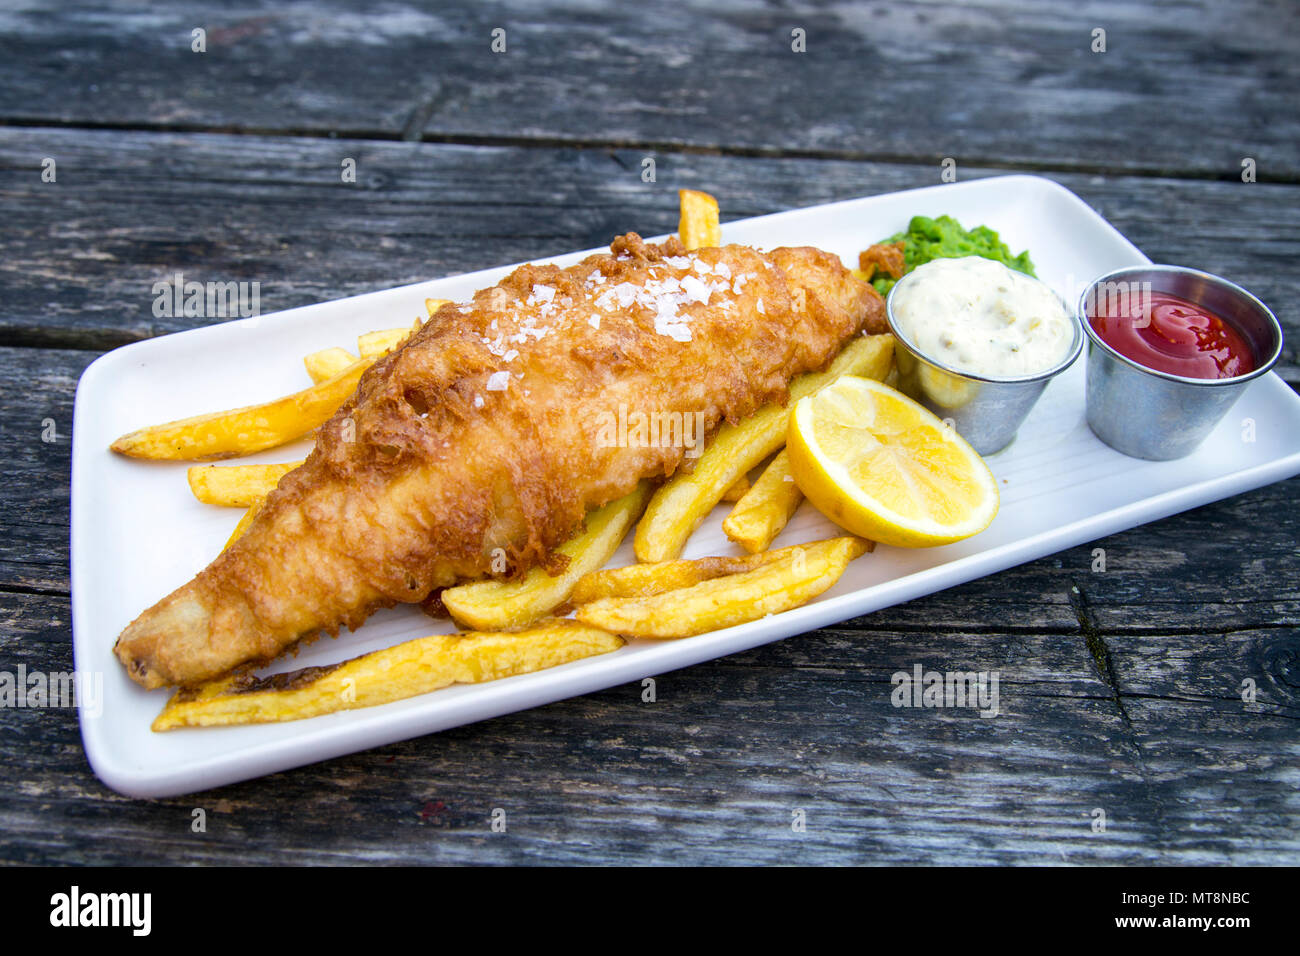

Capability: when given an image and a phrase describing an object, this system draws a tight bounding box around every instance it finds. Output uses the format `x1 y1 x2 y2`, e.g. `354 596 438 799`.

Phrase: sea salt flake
680 275 711 304
486 371 510 391
613 282 641 308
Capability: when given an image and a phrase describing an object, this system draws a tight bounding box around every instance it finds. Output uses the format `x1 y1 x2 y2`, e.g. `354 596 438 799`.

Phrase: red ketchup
1088 289 1255 379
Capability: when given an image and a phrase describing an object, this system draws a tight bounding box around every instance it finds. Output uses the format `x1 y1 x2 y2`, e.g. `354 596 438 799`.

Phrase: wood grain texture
2 129 1297 385
2 590 1294 864
0 348 93 594
2 0 1297 178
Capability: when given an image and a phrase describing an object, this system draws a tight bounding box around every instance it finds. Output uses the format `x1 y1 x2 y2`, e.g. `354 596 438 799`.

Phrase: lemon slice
787 376 999 548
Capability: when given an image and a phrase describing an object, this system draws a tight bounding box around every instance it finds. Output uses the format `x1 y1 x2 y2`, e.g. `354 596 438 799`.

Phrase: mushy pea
865 215 1036 296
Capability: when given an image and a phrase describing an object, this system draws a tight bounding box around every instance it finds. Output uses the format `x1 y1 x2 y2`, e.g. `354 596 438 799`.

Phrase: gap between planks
2 117 1296 186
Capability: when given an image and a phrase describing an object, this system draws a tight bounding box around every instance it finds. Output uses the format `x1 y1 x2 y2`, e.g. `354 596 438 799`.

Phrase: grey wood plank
1080 489 1300 634
3 591 1294 864
0 348 93 594
2 129 1296 387
1 1 1296 178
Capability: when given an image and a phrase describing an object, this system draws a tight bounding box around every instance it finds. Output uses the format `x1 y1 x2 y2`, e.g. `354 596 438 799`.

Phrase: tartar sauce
889 256 1073 377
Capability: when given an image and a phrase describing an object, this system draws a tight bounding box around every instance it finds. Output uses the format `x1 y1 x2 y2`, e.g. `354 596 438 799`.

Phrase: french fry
223 496 265 550
722 449 803 553
188 460 304 507
721 475 751 502
441 482 651 630
358 319 422 359
568 541 827 605
110 356 374 461
679 189 721 250
308 302 447 381
151 620 623 730
303 346 357 385
576 536 869 639
634 334 894 561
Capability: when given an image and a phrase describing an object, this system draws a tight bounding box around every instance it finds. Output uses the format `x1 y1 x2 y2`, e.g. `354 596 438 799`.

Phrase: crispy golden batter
858 240 907 281
114 233 884 689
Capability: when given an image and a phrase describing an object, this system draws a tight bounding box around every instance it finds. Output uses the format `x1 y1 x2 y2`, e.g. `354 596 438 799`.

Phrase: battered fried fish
114 233 885 688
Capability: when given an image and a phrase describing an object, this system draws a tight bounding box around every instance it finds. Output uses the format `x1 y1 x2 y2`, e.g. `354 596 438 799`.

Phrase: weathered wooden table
2 1 1296 865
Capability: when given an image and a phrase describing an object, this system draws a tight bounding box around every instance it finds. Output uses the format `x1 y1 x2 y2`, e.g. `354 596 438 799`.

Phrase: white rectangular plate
72 175 1300 797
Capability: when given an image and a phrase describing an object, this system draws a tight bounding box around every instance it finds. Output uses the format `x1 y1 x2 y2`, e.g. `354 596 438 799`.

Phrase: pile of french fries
115 189 895 730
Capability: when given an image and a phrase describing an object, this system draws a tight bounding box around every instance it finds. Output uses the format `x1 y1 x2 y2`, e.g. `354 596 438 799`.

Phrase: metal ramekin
1078 265 1283 461
884 268 1084 455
